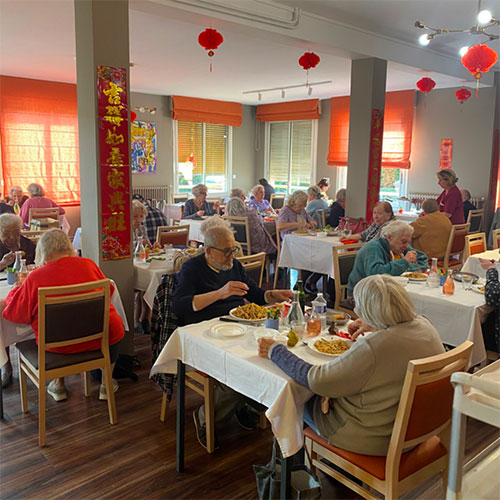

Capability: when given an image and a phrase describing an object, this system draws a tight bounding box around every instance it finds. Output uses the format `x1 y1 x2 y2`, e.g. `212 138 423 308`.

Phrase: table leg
280 450 291 500
176 360 185 472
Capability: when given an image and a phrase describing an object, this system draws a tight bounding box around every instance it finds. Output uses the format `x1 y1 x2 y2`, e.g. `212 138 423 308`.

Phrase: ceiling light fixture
415 0 499 46
281 89 285 99
307 86 313 96
258 92 262 101
243 80 332 101
459 46 470 57
132 106 157 115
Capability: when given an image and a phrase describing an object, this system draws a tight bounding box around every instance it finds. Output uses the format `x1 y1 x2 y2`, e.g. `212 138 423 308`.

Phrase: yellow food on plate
477 285 485 292
314 339 351 355
402 272 427 279
293 230 309 234
331 313 345 321
232 303 267 320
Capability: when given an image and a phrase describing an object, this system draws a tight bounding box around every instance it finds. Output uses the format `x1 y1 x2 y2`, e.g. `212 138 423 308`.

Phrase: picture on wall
439 138 453 170
131 120 157 174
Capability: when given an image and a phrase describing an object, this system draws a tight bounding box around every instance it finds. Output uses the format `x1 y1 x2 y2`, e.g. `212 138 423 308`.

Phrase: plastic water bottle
312 292 328 331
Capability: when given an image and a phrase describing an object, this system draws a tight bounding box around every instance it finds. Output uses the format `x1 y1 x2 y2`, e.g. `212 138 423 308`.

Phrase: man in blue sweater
172 225 292 449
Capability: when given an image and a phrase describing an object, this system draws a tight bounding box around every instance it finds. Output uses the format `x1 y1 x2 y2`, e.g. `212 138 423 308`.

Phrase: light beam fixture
243 80 332 101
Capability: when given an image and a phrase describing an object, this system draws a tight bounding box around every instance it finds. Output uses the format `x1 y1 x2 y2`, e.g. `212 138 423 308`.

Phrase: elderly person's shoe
193 408 219 451
47 380 67 401
234 404 260 430
98 378 119 400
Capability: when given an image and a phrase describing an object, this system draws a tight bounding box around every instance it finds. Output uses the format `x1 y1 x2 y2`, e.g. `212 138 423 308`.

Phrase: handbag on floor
253 438 321 500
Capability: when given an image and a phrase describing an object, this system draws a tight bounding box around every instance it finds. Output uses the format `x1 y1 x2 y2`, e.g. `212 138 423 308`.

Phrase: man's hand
308 220 318 229
217 281 249 300
348 318 371 341
196 210 205 217
403 251 417 264
479 258 496 271
258 337 276 358
267 289 293 303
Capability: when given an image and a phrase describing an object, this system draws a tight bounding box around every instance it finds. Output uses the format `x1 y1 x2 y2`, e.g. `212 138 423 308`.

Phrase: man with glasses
172 225 292 449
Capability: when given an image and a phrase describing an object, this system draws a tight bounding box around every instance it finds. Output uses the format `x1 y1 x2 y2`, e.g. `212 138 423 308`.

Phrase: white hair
307 185 322 199
204 226 234 249
252 184 265 196
353 274 416 330
336 188 346 203
35 229 75 266
0 213 23 231
27 183 45 197
9 186 23 196
200 215 232 237
287 190 308 209
226 197 247 216
132 199 148 216
230 188 245 200
192 184 207 197
380 220 414 239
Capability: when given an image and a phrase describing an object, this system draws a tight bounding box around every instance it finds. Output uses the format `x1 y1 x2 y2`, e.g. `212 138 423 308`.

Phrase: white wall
408 87 496 198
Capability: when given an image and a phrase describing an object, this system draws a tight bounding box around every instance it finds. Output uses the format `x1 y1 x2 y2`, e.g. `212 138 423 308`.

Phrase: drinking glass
462 275 473 291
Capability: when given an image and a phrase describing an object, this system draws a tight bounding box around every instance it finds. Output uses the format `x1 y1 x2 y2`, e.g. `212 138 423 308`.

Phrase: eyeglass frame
208 246 238 258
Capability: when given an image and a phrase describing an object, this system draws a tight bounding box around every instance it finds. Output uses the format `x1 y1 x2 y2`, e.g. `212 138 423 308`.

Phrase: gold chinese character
107 168 125 189
106 147 125 167
103 82 123 105
104 115 124 127
108 213 126 232
105 127 124 146
108 191 126 212
106 105 123 116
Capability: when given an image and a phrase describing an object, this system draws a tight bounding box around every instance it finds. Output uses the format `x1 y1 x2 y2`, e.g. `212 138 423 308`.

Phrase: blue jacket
347 237 428 296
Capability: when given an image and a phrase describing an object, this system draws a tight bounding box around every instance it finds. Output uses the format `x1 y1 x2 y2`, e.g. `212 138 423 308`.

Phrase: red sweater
2 256 125 354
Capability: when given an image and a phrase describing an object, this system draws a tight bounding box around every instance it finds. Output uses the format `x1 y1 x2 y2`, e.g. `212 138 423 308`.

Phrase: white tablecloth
395 211 420 223
150 318 333 458
0 276 129 368
406 282 486 366
279 234 343 277
72 227 82 251
180 218 205 243
134 258 175 309
462 249 500 280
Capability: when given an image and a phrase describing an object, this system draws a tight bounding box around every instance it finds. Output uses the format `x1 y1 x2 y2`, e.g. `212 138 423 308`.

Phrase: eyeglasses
210 247 238 258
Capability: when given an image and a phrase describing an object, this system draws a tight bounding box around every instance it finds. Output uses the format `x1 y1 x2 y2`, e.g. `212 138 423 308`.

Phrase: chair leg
204 378 216 453
273 264 279 289
160 392 169 422
103 364 117 425
38 376 46 447
258 411 267 430
84 372 91 397
19 361 28 413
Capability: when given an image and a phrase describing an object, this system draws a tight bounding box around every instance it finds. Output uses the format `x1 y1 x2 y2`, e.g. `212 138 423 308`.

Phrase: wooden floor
1 334 498 500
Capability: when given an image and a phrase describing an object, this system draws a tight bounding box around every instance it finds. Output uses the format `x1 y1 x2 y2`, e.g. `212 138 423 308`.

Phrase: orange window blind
0 76 80 205
327 90 415 169
257 99 320 122
172 95 242 127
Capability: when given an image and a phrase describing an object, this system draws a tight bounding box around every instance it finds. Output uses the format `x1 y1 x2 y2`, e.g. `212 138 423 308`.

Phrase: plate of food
401 271 428 282
229 303 267 323
308 335 352 357
452 271 479 284
292 230 310 235
210 322 247 338
329 311 351 326
472 284 485 294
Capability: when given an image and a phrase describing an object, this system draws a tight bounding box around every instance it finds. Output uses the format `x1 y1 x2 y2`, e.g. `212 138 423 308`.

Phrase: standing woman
317 178 330 200
436 169 465 224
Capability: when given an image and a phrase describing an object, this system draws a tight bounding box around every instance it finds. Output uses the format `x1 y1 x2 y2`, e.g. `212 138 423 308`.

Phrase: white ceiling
0 0 498 105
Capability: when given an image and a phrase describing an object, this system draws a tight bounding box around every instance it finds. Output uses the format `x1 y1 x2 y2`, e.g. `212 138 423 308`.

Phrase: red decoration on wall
97 65 131 261
439 139 453 170
131 110 137 122
416 77 436 93
455 88 471 104
298 52 320 70
366 109 384 222
198 28 223 57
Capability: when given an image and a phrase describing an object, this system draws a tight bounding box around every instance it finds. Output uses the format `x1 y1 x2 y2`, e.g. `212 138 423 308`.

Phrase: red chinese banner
97 66 131 260
366 109 384 222
439 139 453 170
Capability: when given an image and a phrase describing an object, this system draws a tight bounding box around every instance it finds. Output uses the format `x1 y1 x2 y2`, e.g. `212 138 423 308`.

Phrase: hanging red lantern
298 52 320 70
455 88 471 104
198 28 223 57
461 44 498 80
416 77 436 93
131 111 137 122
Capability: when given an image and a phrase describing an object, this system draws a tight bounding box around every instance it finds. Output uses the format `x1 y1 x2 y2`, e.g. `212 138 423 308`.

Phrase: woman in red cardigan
2 230 125 402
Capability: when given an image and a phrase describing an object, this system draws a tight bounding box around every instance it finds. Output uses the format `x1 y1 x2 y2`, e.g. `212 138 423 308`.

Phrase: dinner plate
229 307 267 323
472 284 485 294
401 272 428 282
210 322 247 337
252 328 280 341
292 230 310 235
306 335 353 357
452 271 479 284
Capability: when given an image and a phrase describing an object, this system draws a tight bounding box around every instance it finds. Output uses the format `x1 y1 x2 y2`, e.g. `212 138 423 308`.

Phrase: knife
219 316 244 323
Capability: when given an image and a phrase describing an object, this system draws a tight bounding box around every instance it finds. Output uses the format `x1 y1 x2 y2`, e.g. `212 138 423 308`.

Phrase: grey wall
232 105 258 193
408 86 497 198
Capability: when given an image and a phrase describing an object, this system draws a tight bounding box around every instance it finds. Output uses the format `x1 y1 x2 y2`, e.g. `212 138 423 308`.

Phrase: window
266 120 316 195
174 121 230 194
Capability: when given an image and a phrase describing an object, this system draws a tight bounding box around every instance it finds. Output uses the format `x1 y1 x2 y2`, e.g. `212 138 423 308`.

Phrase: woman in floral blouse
480 258 500 354
340 201 394 243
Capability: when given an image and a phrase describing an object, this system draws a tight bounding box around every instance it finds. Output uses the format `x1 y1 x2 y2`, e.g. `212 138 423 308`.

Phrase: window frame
172 120 232 196
264 119 318 195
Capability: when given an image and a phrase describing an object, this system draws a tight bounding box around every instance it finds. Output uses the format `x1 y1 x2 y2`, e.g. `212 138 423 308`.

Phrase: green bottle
296 280 306 313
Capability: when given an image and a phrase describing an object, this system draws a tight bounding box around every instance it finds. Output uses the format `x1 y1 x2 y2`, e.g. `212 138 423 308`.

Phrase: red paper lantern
461 44 498 80
416 77 436 93
298 52 320 70
131 111 137 122
198 28 223 57
455 88 471 104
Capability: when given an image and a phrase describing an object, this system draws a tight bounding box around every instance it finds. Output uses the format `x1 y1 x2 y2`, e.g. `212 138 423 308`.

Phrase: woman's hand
258 337 276 358
479 258 496 271
152 241 161 250
308 220 318 229
348 318 370 341
0 251 15 269
196 210 205 217
403 251 417 264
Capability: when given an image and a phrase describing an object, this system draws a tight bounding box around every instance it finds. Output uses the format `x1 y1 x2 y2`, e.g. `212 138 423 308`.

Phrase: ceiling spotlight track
243 80 332 100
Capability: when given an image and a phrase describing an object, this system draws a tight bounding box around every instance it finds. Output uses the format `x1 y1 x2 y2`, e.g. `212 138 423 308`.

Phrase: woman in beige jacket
258 274 444 456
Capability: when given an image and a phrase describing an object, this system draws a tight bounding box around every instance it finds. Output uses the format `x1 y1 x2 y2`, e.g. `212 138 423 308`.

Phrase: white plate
307 335 353 357
253 327 280 341
472 284 485 294
229 307 267 323
392 276 409 286
210 322 248 338
401 272 428 282
292 231 310 235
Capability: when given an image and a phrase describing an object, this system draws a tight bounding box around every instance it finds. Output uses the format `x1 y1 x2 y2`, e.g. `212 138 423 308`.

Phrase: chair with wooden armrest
466 209 484 234
438 223 470 272
270 193 285 210
464 233 486 260
156 225 189 247
171 193 189 204
236 252 266 287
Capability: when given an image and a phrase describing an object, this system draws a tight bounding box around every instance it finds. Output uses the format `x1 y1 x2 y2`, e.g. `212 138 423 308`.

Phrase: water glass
462 275 473 291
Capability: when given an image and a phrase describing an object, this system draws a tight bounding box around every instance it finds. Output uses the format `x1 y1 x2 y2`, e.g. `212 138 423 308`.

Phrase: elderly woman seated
248 184 274 214
132 199 152 248
226 197 277 256
229 188 246 202
305 185 329 228
0 213 36 271
341 201 394 243
182 184 218 219
277 190 316 238
2 230 125 402
347 220 428 297
19 183 65 227
258 274 444 456
4 185 29 210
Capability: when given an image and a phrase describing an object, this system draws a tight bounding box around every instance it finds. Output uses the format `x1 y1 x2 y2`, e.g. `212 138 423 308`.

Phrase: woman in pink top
436 169 464 225
19 183 65 226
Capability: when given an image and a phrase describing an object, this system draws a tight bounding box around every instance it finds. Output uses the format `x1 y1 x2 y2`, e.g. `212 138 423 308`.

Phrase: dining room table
461 249 500 280
180 218 206 243
163 203 184 224
394 210 420 223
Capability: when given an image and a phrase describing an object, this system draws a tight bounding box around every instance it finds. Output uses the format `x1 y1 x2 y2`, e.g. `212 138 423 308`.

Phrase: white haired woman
19 183 65 227
182 184 218 219
436 169 465 224
226 197 277 256
258 274 444 456
2 230 125 401
229 188 246 202
5 186 29 210
132 199 152 248
328 188 346 228
276 190 316 238
248 184 274 214
305 185 329 227
0 213 36 271
347 220 428 297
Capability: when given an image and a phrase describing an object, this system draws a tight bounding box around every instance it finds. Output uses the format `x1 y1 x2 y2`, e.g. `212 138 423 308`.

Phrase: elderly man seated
172 225 292 449
0 213 36 272
410 199 452 259
347 220 428 298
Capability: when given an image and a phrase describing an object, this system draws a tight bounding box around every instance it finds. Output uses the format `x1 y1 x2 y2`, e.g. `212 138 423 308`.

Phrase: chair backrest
21 230 44 242
385 341 473 481
236 252 266 287
493 228 500 250
29 207 60 221
37 280 110 367
316 209 327 229
442 223 470 270
270 193 285 210
332 243 364 307
466 208 484 234
225 216 251 255
171 193 189 204
465 233 486 260
156 225 189 247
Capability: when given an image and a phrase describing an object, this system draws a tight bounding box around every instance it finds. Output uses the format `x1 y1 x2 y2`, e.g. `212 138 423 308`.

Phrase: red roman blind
257 99 320 122
172 95 242 127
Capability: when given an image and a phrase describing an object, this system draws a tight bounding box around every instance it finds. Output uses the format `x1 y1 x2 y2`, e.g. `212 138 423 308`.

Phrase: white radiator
132 186 170 205
408 192 485 209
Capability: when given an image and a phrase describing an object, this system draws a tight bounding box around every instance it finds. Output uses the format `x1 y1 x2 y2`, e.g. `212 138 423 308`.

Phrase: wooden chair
156 225 189 247
29 207 60 221
236 252 266 287
466 209 484 234
16 279 117 446
171 193 188 204
273 219 284 289
332 243 364 317
464 233 486 260
437 223 470 272
492 228 500 250
21 230 45 242
225 216 251 255
270 193 285 210
304 341 473 500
